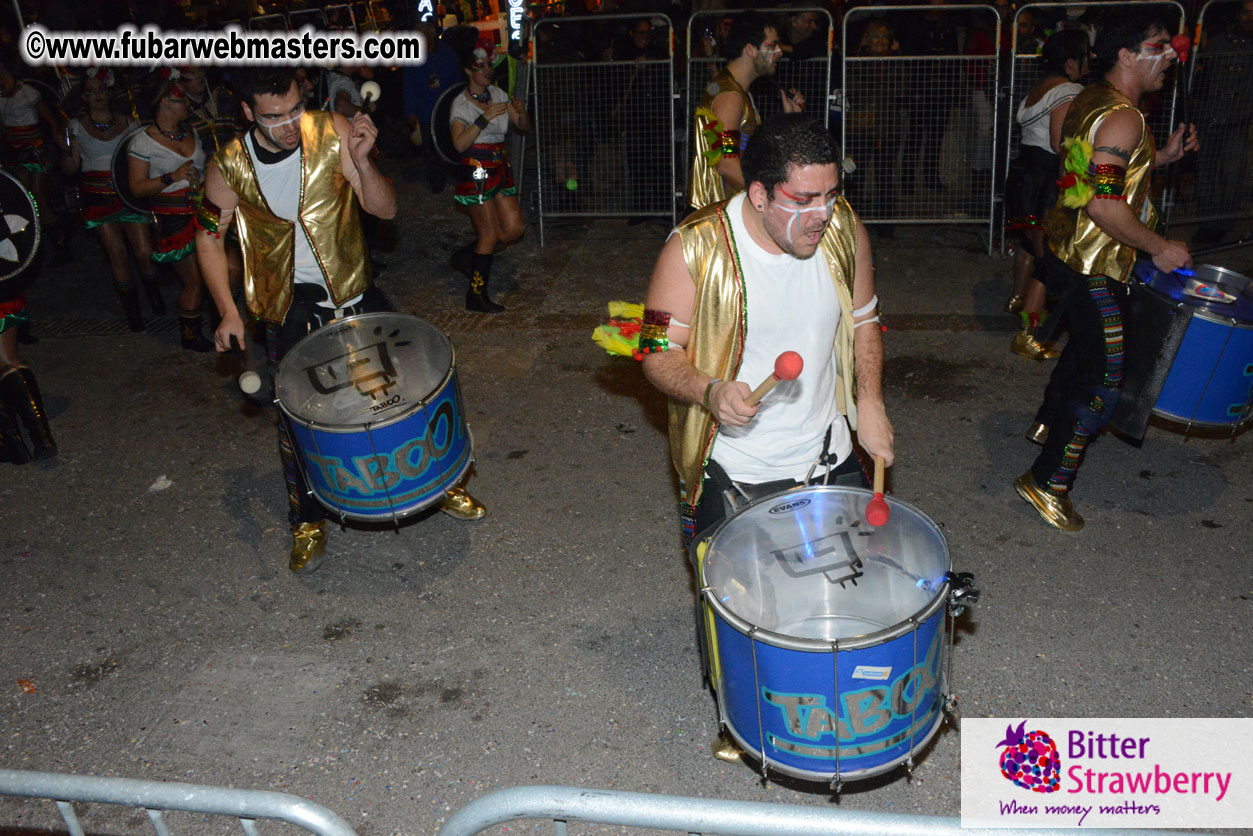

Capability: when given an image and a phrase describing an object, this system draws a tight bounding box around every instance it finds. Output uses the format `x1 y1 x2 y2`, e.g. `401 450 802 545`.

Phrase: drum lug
943 692 961 720
828 774 843 795
944 571 980 616
903 755 915 780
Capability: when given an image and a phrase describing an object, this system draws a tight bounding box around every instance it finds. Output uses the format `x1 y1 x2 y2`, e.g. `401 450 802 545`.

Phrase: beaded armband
638 308 672 356
700 119 744 166
1089 163 1127 200
195 197 225 236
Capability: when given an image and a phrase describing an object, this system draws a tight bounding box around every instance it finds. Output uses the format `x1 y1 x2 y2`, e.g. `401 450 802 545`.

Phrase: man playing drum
686 13 804 211
1015 12 1198 532
196 68 488 574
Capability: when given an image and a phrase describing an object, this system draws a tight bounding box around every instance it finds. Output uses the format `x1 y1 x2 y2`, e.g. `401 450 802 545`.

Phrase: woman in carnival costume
62 68 162 332
448 43 529 313
0 56 63 245
1003 29 1090 359
128 68 213 351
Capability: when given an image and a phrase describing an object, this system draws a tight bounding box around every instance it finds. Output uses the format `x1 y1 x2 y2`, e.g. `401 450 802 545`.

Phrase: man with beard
686 13 805 210
1014 13 1198 531
196 68 488 574
644 114 893 550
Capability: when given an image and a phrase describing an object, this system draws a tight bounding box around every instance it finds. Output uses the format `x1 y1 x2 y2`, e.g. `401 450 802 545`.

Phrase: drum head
1143 263 1253 323
0 170 43 292
701 485 950 644
110 126 151 214
275 312 453 429
431 82 467 166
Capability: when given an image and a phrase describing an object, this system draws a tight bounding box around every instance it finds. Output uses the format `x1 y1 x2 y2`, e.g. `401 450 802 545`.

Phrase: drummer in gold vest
686 13 804 211
196 68 488 574
1014 12 1198 532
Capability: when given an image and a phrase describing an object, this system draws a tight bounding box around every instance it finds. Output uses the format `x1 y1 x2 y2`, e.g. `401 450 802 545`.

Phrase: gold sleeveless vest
671 195 862 512
686 69 760 209
1044 84 1157 283
214 111 370 324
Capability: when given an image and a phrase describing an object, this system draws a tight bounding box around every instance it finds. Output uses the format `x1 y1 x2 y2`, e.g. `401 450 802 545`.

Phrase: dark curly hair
741 114 839 198
1092 11 1173 76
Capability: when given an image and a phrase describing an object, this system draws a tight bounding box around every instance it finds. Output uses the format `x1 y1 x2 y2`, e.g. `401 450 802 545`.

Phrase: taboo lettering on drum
763 627 942 758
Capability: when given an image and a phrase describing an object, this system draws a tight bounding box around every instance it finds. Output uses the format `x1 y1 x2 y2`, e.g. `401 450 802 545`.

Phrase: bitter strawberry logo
996 721 1061 793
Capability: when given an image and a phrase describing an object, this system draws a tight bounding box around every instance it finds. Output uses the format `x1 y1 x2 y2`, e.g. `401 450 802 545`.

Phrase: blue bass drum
1143 265 1253 428
275 313 473 522
698 485 955 784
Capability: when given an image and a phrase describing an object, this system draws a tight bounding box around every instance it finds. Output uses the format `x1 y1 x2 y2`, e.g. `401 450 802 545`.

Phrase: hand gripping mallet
230 335 262 395
359 80 381 106
864 455 890 527
744 351 804 407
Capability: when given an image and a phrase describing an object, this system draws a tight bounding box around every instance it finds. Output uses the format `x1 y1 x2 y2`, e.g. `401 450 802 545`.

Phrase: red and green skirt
454 143 516 207
0 294 29 334
3 125 54 173
150 188 198 264
80 170 151 229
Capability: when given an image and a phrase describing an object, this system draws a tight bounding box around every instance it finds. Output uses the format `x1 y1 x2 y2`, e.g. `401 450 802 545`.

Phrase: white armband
852 295 879 319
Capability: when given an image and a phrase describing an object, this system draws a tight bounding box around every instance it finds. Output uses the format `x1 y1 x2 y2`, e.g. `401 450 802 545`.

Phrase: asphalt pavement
2 156 1251 836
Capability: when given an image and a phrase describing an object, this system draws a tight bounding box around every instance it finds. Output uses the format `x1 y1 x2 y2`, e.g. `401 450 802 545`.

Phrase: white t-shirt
0 83 42 128
708 192 852 483
450 86 509 145
244 130 362 308
1017 81 1083 152
127 129 205 192
70 118 138 173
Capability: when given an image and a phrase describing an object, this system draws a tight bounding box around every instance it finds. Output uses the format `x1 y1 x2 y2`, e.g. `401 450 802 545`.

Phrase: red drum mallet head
1170 34 1191 63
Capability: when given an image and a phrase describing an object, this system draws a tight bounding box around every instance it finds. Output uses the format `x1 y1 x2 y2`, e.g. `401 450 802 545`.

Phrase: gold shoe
712 731 745 763
1014 471 1084 531
290 520 328 573
1011 331 1061 360
440 487 486 521
1005 294 1025 314
1025 422 1049 445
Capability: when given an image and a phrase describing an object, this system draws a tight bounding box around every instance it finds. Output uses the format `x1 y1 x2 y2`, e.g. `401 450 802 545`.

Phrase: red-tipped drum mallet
864 455 890 527
1170 34 1192 127
744 351 804 406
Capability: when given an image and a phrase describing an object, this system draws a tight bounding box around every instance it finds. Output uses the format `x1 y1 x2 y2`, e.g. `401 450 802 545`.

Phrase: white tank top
710 192 852 483
245 129 359 307
69 118 137 173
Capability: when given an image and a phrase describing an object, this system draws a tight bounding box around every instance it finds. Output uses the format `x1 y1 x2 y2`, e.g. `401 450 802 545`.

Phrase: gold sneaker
1011 331 1061 360
290 520 328 573
440 487 487 521
1025 422 1049 445
712 731 745 763
1014 471 1084 531
1005 293 1025 314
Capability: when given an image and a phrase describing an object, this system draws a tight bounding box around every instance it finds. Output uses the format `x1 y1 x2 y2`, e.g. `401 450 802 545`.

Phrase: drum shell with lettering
275 313 473 521
698 485 952 782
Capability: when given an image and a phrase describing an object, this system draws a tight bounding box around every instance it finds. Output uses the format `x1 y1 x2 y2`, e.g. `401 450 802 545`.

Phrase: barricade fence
532 13 676 245
521 2 1249 243
1171 0 1253 230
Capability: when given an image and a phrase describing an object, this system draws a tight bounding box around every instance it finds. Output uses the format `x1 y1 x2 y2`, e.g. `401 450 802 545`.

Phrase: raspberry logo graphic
996 720 1061 793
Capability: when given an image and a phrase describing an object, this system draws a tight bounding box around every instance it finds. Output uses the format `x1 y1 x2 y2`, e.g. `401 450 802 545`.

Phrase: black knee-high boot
465 252 504 313
0 394 30 465
1 366 55 460
117 283 145 332
179 308 213 352
141 273 166 315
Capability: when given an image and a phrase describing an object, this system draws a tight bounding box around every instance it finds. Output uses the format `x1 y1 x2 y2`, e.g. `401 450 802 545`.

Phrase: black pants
1030 253 1129 492
269 285 394 526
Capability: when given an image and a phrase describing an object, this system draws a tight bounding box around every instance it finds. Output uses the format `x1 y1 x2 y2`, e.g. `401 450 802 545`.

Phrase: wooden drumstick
231 335 262 395
1170 34 1192 128
360 80 381 105
744 351 804 407
864 456 890 527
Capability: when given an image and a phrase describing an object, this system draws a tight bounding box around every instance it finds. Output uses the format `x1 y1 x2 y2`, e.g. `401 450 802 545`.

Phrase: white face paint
758 164 841 259
772 191 837 242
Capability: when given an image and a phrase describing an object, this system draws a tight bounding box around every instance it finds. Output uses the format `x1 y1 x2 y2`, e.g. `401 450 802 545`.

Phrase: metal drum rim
699 484 952 651
275 312 456 431
720 699 946 783
1141 266 1253 329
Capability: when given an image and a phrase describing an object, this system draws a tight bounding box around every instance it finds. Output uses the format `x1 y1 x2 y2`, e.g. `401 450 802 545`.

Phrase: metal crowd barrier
1167 0 1253 228
684 9 834 209
435 785 1222 836
532 13 677 245
842 5 1000 249
0 769 356 836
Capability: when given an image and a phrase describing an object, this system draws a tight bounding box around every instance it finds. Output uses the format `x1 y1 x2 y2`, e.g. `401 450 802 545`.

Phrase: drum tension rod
944 571 980 617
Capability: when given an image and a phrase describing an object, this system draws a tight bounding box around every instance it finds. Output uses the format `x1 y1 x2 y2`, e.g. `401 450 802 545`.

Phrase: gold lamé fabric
670 196 861 511
1044 84 1157 283
214 111 370 324
686 70 760 210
